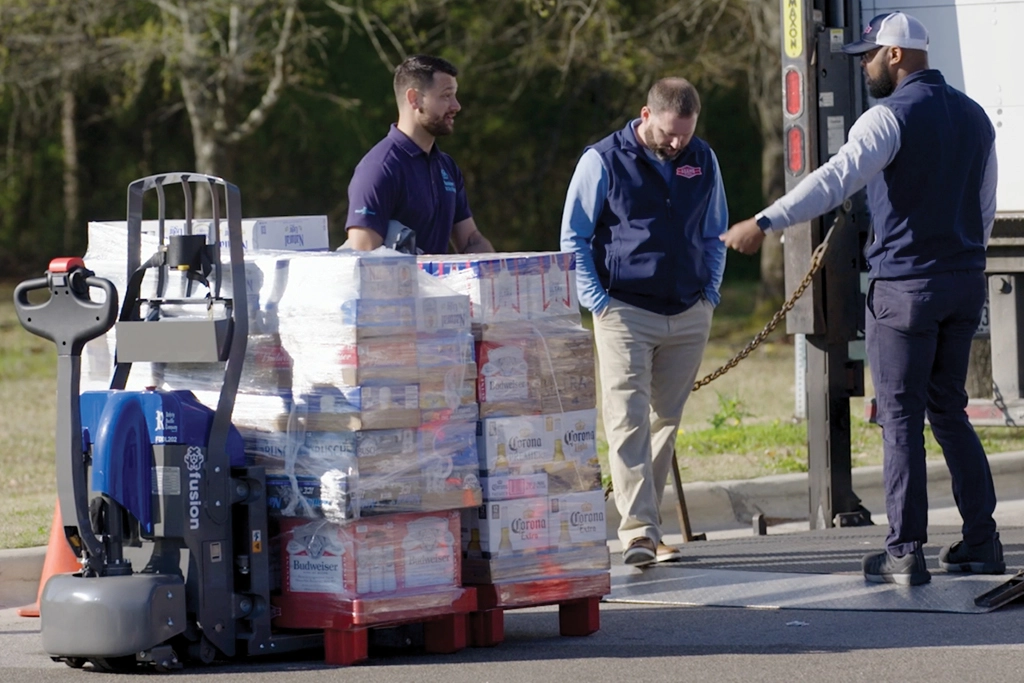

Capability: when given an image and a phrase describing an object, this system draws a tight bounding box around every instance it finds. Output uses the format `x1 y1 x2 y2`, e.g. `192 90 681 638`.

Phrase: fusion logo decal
185 447 205 530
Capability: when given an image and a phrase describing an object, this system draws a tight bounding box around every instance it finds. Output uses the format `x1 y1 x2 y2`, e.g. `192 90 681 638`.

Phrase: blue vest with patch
590 122 717 314
865 70 994 279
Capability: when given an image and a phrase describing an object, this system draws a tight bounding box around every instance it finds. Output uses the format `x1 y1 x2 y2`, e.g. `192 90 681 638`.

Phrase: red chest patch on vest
676 165 702 178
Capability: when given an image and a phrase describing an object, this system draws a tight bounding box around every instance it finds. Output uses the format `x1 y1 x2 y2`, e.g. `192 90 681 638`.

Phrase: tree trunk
747 0 785 311
61 82 80 254
966 338 992 399
758 134 786 307
181 77 223 217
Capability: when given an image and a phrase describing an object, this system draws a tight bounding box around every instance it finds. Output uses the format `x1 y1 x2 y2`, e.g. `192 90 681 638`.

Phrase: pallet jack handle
14 257 119 572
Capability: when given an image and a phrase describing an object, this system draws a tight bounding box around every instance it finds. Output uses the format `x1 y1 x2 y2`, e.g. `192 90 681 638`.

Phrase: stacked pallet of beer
211 250 482 664
418 252 610 627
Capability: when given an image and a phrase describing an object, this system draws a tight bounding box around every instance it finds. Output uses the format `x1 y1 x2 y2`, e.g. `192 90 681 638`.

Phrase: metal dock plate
606 526 1024 614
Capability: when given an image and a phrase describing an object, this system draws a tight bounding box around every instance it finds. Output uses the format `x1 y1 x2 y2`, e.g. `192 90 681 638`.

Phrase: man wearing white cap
721 11 1001 585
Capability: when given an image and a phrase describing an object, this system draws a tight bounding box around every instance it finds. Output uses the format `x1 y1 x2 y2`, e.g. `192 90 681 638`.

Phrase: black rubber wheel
91 655 138 672
63 658 86 669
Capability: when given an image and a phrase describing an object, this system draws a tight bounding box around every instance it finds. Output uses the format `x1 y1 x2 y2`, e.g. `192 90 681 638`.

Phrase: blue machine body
80 390 245 533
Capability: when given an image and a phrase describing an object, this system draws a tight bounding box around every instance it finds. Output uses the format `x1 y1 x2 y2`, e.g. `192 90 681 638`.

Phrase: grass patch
0 282 59 549
4 277 1024 548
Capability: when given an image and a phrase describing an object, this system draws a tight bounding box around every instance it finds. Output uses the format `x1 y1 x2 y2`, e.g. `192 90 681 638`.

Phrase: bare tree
334 0 753 99
145 0 347 211
0 0 140 252
738 0 786 307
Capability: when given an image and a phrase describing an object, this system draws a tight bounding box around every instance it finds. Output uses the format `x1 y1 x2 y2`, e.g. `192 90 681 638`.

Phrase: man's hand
720 217 766 255
451 217 495 253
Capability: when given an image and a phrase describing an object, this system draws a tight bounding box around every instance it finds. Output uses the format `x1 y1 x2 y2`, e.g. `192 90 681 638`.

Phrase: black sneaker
862 548 931 586
939 533 1005 574
623 537 657 566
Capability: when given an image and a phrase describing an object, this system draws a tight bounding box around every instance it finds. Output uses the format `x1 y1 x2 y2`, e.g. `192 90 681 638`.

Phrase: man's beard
421 110 454 137
643 126 682 161
866 68 895 99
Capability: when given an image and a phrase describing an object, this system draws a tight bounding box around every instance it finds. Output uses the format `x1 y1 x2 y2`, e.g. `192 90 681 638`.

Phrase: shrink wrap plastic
419 252 610 585
272 509 470 627
240 253 482 618
81 215 325 391
419 251 580 325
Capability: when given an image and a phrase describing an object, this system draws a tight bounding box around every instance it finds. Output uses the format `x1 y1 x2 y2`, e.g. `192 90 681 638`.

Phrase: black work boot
939 533 1005 574
862 547 931 586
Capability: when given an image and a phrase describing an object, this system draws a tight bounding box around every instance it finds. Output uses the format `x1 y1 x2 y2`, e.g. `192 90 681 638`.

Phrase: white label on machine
827 116 845 154
818 92 834 108
152 466 182 495
830 28 844 52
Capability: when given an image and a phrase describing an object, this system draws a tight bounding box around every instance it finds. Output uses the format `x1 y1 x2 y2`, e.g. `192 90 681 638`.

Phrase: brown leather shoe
623 537 656 565
656 542 683 563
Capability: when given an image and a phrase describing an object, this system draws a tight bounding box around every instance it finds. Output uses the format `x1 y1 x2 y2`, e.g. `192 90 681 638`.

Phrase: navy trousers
866 271 998 557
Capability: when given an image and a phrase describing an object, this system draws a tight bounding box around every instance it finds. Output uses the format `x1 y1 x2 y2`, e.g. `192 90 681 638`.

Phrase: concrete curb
606 450 1024 536
4 451 1024 608
0 547 45 583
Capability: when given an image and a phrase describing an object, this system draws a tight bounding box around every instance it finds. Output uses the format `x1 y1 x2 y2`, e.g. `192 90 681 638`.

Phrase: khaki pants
593 297 713 546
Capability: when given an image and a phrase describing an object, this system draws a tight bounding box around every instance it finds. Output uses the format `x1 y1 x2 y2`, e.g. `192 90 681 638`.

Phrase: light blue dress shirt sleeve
760 105 901 230
702 149 729 306
560 148 610 316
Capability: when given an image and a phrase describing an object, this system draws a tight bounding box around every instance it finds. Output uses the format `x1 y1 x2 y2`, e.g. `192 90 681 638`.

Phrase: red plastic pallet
272 587 478 666
467 572 610 647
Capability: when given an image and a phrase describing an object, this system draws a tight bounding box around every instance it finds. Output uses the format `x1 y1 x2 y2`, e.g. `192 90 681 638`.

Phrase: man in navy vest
561 78 728 566
346 54 494 254
722 12 1001 585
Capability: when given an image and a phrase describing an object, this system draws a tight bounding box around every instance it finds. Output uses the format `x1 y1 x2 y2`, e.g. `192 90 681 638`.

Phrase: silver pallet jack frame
14 173 318 671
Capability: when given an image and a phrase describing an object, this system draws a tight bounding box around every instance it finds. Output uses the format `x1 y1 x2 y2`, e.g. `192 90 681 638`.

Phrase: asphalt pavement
3 454 1024 681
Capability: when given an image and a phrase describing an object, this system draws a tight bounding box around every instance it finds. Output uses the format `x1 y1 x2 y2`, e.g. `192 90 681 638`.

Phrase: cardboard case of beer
461 496 550 559
279 510 461 600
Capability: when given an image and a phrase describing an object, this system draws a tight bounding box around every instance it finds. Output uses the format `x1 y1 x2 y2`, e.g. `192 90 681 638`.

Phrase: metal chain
603 212 846 500
691 211 846 393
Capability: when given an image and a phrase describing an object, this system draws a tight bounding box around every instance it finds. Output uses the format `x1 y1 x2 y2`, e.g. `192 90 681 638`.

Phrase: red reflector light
784 68 803 116
786 126 805 175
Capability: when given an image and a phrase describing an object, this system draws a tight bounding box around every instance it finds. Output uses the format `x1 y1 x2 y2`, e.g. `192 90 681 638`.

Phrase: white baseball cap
841 11 929 55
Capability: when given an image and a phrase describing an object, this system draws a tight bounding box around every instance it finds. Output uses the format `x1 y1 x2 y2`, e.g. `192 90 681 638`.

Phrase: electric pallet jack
13 174 317 671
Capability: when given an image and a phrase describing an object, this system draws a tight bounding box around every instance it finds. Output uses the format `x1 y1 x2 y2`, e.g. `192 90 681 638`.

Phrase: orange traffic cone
17 501 81 618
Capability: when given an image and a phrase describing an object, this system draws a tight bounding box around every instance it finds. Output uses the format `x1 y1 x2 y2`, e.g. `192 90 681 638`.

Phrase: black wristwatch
755 213 772 232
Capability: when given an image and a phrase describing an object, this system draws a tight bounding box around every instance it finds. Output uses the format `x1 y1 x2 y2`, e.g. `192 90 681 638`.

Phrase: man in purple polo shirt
345 54 494 254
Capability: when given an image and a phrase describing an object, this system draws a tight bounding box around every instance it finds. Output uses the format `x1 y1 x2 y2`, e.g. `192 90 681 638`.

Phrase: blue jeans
866 272 997 557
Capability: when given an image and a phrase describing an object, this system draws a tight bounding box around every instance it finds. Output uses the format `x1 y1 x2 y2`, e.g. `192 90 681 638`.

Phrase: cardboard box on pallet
475 337 542 417
274 250 418 303
283 335 420 388
288 385 419 432
548 490 607 546
476 410 600 493
479 473 549 501
533 252 580 321
85 215 330 261
279 510 462 600
416 272 472 335
336 298 417 337
476 414 556 476
461 496 550 559
252 420 481 520
476 320 596 417
164 332 294 397
418 252 581 325
461 544 612 584
540 359 597 413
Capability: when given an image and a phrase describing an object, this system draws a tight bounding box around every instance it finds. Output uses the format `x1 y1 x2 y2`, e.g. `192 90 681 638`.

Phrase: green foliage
709 392 751 430
0 0 769 273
